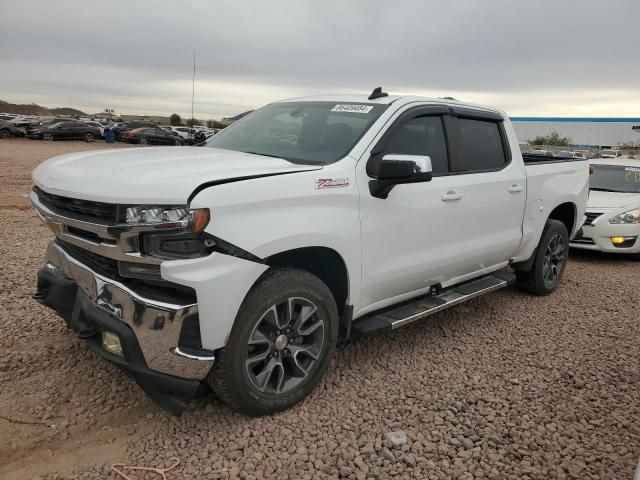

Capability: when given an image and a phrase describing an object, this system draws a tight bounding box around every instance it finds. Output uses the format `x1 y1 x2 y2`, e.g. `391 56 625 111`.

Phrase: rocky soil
0 139 638 479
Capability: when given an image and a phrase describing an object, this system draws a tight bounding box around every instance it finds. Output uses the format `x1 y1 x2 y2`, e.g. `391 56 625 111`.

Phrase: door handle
441 191 464 201
508 184 523 193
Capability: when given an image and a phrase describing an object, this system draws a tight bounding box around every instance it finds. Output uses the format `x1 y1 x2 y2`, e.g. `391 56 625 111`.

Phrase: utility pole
191 52 196 143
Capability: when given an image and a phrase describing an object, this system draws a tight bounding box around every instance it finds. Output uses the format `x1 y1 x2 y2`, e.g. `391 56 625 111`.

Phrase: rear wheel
209 268 338 416
84 132 95 142
516 219 569 295
139 137 148 145
0 129 11 139
174 139 183 146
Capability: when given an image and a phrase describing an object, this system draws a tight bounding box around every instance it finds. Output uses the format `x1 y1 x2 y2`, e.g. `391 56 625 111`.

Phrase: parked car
600 149 622 158
525 149 555 156
121 127 184 145
0 119 21 138
24 117 60 134
26 121 100 142
571 158 640 256
83 121 105 137
31 92 589 416
117 121 158 139
170 126 199 141
554 150 587 159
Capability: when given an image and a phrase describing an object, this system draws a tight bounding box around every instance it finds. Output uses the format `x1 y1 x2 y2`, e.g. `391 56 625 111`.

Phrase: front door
357 105 525 315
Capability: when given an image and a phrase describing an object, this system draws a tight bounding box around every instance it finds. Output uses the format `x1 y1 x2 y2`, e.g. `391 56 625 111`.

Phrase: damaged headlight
125 206 210 232
609 208 640 224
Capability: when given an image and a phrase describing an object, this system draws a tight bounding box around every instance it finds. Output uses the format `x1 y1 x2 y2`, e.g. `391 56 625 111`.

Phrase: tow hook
77 329 99 339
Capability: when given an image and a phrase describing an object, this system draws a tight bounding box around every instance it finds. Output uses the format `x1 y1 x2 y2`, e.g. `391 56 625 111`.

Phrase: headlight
125 206 210 232
609 208 640 224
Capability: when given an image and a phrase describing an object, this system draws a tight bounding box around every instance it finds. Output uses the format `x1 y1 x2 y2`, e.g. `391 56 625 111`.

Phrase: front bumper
35 241 214 414
571 221 640 253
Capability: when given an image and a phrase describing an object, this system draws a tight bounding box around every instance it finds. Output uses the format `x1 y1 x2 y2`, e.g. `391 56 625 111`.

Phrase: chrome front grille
30 189 162 266
583 212 603 226
34 186 120 223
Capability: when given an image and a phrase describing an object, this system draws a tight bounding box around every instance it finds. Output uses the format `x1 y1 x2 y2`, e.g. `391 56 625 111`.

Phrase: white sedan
572 158 640 255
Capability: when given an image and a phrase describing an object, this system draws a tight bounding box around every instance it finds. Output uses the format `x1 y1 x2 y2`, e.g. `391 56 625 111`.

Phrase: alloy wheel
245 297 325 395
43 133 53 141
542 234 565 289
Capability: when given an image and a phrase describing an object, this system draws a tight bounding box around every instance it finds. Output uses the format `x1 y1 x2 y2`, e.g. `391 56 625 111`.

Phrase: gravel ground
0 138 638 479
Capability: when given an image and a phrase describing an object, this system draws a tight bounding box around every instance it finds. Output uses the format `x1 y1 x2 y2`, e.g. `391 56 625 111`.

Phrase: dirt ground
0 138 638 479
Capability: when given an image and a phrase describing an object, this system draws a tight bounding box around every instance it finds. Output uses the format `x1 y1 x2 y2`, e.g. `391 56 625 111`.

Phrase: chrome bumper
43 241 214 380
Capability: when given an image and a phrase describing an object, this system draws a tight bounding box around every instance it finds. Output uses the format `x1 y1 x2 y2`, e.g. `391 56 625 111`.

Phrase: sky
1 0 639 119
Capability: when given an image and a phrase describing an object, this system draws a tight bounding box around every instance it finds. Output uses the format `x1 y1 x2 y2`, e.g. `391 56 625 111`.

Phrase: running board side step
350 270 516 339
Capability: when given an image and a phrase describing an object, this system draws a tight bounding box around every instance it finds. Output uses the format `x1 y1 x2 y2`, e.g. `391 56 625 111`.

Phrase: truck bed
522 153 588 165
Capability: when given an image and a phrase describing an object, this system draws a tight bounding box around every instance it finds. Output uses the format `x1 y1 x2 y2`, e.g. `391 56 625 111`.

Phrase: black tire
209 268 338 416
0 129 11 139
174 139 183 146
43 132 53 141
84 132 95 142
516 219 569 295
139 137 147 145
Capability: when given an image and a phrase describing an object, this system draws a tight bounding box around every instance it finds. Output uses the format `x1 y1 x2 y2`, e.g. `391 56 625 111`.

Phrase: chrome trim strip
175 347 216 362
44 241 213 380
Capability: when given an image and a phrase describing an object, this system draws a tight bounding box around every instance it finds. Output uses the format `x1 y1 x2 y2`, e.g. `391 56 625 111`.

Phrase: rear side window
383 116 449 174
456 118 506 172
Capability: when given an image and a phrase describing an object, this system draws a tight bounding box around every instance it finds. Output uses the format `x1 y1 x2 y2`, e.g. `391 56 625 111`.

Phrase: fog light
102 331 123 356
611 236 626 245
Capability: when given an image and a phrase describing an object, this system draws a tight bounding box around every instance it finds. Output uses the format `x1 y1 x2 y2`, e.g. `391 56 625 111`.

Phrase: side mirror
370 154 433 199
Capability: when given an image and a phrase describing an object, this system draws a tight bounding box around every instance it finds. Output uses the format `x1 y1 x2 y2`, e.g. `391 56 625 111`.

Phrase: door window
383 116 449 174
456 118 507 172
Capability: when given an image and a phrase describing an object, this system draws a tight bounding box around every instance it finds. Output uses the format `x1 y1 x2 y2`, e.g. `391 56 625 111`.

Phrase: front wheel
139 137 148 145
84 132 95 142
209 268 338 416
43 132 53 141
516 219 569 295
0 129 11 139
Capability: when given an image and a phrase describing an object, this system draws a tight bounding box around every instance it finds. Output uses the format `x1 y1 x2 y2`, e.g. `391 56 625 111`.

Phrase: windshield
591 164 640 193
205 101 388 164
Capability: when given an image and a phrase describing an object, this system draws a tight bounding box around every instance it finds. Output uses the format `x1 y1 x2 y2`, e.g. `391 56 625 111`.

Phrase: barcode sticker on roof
331 104 374 114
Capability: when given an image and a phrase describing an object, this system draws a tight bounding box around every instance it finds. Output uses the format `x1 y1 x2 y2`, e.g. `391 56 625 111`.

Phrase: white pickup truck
32 90 589 415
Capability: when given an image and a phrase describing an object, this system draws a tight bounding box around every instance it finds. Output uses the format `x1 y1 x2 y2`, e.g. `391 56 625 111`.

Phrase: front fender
190 162 363 310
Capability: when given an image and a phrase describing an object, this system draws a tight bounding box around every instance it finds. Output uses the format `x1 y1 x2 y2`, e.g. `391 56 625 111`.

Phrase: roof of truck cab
276 94 506 116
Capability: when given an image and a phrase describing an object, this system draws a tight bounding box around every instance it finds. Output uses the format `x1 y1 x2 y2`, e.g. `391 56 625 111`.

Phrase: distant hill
50 107 87 116
0 99 86 117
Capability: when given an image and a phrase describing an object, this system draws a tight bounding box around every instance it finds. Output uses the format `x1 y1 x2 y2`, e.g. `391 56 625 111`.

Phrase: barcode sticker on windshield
331 104 374 114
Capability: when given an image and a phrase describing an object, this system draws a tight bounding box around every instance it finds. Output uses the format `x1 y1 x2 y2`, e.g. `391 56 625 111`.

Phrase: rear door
445 108 526 274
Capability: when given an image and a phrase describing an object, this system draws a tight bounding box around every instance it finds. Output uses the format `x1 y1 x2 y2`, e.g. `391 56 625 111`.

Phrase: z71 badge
315 178 350 189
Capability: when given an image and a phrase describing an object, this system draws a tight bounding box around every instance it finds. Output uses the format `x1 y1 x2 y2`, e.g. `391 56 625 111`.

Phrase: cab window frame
447 107 512 175
367 105 454 178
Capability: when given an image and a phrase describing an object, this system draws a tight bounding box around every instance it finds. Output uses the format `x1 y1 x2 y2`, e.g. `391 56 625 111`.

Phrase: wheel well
266 247 349 313
265 247 350 336
548 202 576 235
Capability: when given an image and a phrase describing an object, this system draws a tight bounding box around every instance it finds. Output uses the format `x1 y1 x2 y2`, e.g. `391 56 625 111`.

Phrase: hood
33 147 322 204
587 190 640 210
